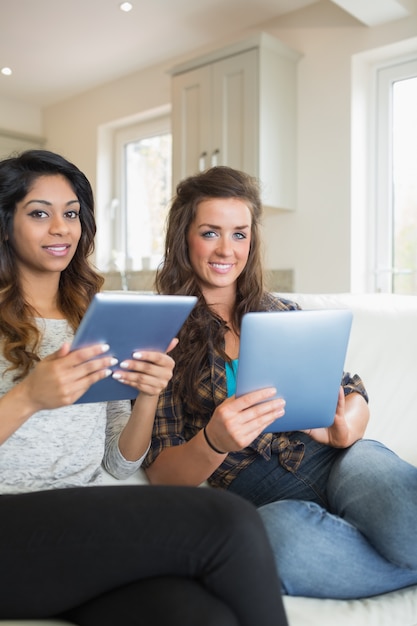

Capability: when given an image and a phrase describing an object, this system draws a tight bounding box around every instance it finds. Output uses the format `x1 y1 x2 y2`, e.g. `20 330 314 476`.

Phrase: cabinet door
171 35 298 209
171 64 212 186
211 49 258 175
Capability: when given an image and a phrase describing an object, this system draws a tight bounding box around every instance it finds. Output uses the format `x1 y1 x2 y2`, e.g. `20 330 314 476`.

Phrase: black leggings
0 485 288 626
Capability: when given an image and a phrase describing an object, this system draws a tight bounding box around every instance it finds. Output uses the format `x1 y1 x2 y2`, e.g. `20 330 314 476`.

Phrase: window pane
124 132 172 270
392 76 417 294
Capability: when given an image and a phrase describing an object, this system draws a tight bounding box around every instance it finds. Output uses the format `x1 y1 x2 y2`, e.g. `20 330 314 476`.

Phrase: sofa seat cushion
283 583 417 625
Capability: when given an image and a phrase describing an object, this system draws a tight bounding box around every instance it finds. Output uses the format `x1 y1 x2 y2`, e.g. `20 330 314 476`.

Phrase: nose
49 214 69 235
216 236 233 256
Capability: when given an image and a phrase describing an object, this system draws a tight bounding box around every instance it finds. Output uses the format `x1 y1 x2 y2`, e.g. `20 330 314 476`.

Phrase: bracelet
203 425 227 455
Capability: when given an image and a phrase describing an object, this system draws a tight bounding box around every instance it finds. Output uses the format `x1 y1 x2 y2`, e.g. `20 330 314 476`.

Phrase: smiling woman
144 164 417 604
10 175 82 315
0 150 288 626
186 197 252 302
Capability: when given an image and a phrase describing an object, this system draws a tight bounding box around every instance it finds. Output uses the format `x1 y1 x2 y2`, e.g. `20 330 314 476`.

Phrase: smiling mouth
209 262 234 271
43 244 71 255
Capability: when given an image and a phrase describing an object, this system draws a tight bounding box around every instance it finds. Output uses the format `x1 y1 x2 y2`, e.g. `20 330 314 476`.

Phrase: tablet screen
71 292 196 403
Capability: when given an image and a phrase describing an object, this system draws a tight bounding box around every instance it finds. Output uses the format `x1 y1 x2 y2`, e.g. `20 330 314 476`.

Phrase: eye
201 230 217 238
65 209 80 220
233 232 246 240
28 210 49 219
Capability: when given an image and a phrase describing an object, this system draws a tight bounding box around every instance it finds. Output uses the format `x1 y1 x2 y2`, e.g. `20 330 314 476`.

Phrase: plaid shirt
144 295 369 489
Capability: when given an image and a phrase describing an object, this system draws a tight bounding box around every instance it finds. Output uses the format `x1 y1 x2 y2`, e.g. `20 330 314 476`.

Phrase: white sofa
3 292 417 626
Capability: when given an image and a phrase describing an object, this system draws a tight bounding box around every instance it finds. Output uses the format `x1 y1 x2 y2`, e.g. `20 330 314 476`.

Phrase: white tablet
235 308 353 432
71 292 197 404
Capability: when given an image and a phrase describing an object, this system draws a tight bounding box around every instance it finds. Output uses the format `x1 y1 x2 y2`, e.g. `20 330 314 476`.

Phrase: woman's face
10 174 82 280
186 197 252 300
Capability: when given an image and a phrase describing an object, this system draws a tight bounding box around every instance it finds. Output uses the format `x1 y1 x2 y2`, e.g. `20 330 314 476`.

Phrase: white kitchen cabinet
170 33 300 210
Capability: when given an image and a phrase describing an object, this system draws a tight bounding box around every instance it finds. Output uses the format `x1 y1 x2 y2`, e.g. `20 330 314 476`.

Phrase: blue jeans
227 435 417 598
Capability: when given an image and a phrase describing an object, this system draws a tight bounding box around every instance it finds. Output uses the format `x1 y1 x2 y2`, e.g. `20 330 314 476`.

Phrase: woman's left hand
111 338 178 397
303 387 369 448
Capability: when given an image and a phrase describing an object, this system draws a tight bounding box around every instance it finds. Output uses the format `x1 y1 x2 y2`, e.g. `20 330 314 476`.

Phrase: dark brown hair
156 166 268 411
0 149 104 380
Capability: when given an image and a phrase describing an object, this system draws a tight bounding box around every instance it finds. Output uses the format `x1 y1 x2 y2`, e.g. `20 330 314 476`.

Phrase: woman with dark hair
145 165 417 600
0 151 288 626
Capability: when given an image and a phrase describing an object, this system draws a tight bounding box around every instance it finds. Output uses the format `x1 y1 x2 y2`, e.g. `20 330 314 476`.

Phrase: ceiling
0 0 414 108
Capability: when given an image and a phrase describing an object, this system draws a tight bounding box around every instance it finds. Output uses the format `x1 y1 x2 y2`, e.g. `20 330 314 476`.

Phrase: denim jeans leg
258 498 417 599
228 434 417 598
227 433 341 507
327 438 417 569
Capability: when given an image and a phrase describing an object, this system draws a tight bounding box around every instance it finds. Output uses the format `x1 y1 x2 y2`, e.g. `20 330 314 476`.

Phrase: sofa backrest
276 293 417 467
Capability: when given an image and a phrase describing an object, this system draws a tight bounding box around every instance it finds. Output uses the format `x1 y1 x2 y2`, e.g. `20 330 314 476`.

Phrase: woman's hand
111 338 178 397
204 387 286 454
304 387 370 448
20 342 117 411
147 385 286 485
115 339 178 461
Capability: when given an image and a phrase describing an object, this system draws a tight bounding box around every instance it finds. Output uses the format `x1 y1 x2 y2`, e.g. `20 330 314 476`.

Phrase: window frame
374 57 417 293
95 105 171 274
351 43 417 293
114 115 171 272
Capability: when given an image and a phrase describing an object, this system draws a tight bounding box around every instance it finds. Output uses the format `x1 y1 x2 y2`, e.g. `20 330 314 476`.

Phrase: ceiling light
119 2 133 11
1 67 12 76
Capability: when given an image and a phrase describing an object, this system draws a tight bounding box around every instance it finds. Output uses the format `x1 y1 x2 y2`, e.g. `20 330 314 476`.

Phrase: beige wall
1 1 417 292
265 2 417 291
41 62 172 193
0 97 43 137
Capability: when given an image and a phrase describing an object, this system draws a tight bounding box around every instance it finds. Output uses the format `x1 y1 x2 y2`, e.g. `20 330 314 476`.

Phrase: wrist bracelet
203 425 227 455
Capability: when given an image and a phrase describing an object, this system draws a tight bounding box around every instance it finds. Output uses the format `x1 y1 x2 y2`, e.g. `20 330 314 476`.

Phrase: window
96 108 171 274
374 59 417 294
115 118 171 271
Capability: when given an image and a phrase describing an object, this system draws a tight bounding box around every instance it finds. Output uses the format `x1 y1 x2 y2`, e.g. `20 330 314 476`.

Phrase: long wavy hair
156 166 268 411
0 149 104 380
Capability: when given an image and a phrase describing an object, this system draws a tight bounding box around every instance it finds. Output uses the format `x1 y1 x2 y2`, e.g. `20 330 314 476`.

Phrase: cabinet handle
199 151 207 171
211 149 220 167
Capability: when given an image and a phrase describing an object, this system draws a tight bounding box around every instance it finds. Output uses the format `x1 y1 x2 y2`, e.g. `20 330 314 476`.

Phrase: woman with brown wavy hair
0 151 288 626
145 165 417 601
0 148 102 380
153 165 275 417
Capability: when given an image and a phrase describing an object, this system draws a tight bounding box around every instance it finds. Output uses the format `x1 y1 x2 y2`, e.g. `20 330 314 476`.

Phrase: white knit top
0 318 144 494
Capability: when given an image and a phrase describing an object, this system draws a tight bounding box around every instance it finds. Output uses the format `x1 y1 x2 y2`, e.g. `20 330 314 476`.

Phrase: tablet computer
235 308 353 432
71 292 197 404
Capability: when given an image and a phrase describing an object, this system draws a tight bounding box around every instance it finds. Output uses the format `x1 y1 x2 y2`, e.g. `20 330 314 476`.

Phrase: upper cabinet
169 33 301 211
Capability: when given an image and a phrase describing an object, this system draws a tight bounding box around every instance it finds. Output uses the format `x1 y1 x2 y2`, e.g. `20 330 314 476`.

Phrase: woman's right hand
21 342 117 411
204 388 286 453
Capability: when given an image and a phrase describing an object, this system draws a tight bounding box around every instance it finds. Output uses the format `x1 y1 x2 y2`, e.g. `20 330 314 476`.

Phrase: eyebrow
23 198 80 209
197 223 250 230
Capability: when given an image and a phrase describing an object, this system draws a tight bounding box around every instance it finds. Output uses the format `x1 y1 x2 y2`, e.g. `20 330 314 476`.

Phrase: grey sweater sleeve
103 399 150 479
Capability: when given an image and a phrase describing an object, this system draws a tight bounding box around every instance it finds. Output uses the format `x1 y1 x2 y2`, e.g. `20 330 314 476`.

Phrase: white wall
0 96 43 137
0 96 44 158
40 62 172 193
2 1 417 292
264 1 417 291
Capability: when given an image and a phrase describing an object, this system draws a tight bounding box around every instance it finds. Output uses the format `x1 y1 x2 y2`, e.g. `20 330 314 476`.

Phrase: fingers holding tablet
112 348 176 396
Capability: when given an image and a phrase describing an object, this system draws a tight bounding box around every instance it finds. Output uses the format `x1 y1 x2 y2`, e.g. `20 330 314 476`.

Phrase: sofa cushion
280 293 417 467
283 583 417 625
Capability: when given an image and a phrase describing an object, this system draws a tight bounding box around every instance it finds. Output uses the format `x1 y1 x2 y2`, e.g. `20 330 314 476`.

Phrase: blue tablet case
235 309 353 432
71 292 197 404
